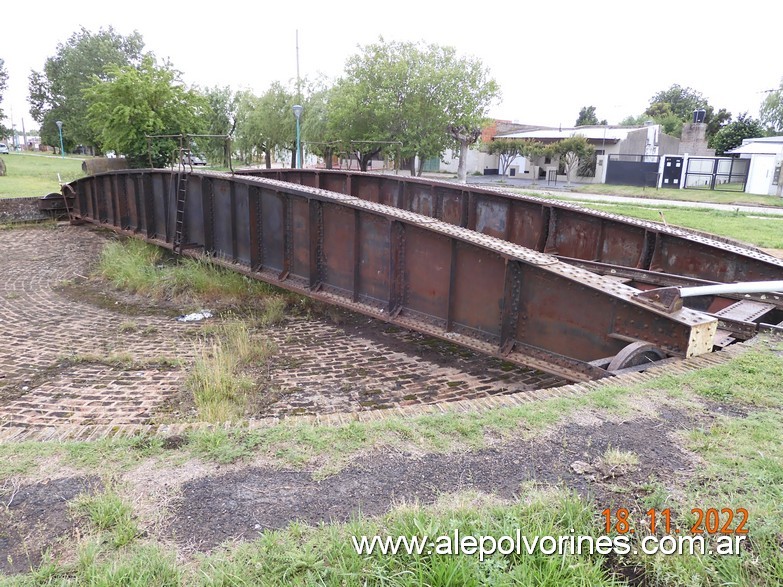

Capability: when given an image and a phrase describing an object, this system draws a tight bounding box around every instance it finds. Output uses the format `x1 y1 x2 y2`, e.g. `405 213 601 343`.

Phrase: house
438 120 554 176
726 136 783 196
493 124 681 184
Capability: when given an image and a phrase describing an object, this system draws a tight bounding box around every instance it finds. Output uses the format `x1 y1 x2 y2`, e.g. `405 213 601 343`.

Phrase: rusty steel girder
64 170 717 382
237 169 783 285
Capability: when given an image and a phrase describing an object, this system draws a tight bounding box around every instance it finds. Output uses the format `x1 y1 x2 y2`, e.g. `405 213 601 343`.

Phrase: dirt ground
0 401 733 573
167 409 700 551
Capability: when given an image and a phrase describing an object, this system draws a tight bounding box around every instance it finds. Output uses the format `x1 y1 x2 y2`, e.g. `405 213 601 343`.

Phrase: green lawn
515 189 783 250
575 202 783 249
0 152 86 198
572 183 783 207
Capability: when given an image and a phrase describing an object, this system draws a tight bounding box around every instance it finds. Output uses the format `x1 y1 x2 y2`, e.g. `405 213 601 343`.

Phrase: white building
495 124 680 183
726 136 783 196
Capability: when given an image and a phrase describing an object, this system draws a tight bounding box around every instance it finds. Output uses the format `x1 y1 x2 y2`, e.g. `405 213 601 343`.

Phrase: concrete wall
658 132 680 156
679 123 715 156
441 146 499 175
618 128 648 155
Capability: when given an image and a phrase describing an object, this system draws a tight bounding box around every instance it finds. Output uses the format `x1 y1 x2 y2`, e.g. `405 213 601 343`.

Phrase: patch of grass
98 238 163 294
258 295 288 327
0 152 85 198
0 219 58 231
641 410 783 586
187 322 276 422
118 320 139 333
14 542 181 586
194 488 618 586
0 443 60 480
600 447 639 469
73 489 140 548
651 347 783 407
571 183 783 208
59 351 182 370
561 201 783 249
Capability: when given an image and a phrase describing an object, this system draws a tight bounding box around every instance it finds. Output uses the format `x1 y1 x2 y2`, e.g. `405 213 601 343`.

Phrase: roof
726 142 783 155
495 125 650 143
739 136 783 144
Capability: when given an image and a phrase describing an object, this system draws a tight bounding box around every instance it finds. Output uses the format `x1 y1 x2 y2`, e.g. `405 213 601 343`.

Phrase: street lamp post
55 120 64 159
292 105 303 169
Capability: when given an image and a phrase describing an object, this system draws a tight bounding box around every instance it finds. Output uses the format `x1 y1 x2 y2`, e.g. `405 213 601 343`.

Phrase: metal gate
605 154 661 187
684 157 749 191
661 156 683 189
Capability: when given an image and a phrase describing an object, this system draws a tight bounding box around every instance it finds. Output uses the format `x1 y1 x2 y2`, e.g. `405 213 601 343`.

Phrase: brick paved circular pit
0 225 566 435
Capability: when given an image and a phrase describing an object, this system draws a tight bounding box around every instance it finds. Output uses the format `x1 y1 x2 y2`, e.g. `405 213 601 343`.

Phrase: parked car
0 143 9 155
181 151 207 166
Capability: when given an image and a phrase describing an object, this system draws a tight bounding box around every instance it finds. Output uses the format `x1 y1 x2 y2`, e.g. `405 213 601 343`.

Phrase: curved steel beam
236 168 783 285
65 169 717 382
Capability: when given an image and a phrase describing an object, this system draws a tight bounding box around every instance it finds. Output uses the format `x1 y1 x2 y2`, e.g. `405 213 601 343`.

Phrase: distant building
492 124 680 183
726 136 783 196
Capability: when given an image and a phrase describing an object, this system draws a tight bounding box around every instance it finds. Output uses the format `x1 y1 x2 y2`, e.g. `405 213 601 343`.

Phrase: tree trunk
457 138 469 183
264 148 271 169
291 147 297 168
325 147 333 169
416 157 424 177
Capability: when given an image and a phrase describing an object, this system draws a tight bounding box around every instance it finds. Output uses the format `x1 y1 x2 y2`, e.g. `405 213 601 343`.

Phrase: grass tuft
73 490 140 548
187 322 277 422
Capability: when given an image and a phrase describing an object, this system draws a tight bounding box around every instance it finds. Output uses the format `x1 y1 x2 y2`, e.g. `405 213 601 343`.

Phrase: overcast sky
3 0 781 133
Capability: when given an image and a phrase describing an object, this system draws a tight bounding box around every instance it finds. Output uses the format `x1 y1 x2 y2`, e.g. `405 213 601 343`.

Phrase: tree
28 26 146 152
644 84 729 139
760 78 783 134
0 58 8 139
84 56 207 168
486 138 523 176
518 140 548 184
329 38 499 175
301 79 339 168
234 90 267 165
709 113 765 155
575 106 606 127
232 82 299 168
551 135 594 186
199 85 238 166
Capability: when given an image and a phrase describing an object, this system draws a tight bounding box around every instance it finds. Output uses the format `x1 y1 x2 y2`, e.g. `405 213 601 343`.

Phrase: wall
679 123 715 156
618 128 648 155
441 146 499 175
745 154 777 195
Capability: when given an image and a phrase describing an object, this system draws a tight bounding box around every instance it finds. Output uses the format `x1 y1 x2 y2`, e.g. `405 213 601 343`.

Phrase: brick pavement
0 226 195 430
0 225 567 436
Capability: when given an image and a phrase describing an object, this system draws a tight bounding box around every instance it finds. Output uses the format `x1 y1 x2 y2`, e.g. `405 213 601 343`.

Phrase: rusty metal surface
64 169 720 382
238 169 783 284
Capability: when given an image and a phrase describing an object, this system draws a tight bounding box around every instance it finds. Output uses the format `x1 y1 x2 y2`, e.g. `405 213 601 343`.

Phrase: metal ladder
173 151 189 254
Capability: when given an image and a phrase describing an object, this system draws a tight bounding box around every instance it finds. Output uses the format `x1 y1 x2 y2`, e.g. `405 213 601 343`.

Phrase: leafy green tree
519 139 548 184
644 84 729 139
709 113 765 155
760 79 783 134
0 58 8 139
487 138 524 175
84 57 207 167
551 135 594 186
575 106 606 127
301 78 339 168
28 26 146 152
233 82 299 168
256 82 297 168
199 85 238 166
329 38 499 176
